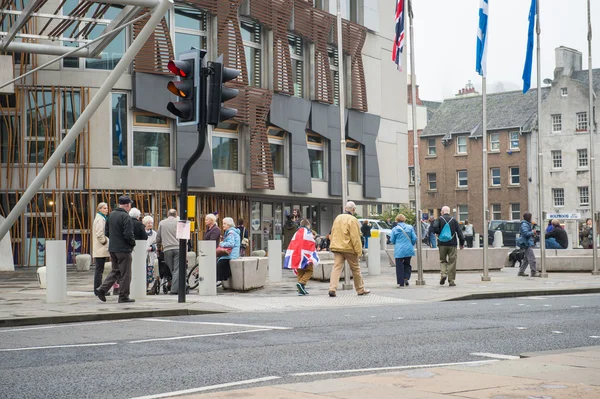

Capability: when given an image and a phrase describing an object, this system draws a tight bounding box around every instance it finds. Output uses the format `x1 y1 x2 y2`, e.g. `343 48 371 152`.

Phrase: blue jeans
545 237 564 249
429 235 437 248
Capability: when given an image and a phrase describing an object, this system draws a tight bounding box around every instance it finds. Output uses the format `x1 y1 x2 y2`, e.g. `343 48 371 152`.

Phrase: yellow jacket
329 212 362 256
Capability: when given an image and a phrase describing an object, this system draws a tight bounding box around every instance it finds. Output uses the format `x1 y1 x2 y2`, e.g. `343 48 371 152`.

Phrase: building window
313 0 329 10
327 46 340 105
61 90 82 164
551 150 562 169
552 188 565 207
458 204 468 222
561 87 568 96
409 167 415 185
288 34 305 98
427 138 436 156
212 121 239 171
268 127 286 176
427 173 437 190
490 167 500 186
577 112 588 131
552 114 562 133
492 204 501 220
134 112 169 128
26 91 56 164
457 170 468 188
456 136 467 154
174 5 208 58
578 149 589 168
509 166 520 185
133 129 171 168
409 200 416 211
509 131 519 150
489 133 500 151
510 203 520 220
307 133 326 180
346 139 360 183
1 94 19 163
579 186 590 206
111 93 128 166
241 20 263 88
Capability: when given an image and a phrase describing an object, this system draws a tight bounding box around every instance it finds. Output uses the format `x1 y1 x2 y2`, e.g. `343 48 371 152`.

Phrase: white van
357 219 392 243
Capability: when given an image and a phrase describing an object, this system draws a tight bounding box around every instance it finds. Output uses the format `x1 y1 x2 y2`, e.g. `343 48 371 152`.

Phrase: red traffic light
167 60 193 78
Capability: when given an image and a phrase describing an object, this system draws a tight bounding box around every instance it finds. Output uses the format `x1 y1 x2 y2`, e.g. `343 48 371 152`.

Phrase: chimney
555 46 583 77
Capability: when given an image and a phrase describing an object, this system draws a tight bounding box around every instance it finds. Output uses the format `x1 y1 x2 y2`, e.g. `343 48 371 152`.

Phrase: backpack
438 216 454 242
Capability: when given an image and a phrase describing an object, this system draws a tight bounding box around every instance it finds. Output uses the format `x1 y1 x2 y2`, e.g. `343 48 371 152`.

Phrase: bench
532 249 596 272
223 257 268 291
311 251 347 281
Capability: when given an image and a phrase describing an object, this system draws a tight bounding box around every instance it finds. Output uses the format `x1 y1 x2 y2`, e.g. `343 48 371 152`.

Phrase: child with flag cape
284 219 320 295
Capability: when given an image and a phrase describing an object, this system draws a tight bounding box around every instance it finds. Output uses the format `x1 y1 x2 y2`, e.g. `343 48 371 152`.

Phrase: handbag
240 227 249 248
216 246 232 257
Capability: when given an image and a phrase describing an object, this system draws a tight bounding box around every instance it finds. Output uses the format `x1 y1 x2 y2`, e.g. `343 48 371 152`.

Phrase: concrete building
0 0 408 266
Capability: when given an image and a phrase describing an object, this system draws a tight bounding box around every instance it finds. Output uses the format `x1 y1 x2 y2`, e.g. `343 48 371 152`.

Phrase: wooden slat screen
132 12 174 75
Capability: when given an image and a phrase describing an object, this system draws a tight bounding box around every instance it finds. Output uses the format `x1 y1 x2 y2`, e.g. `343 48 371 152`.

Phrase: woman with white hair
129 207 147 240
92 202 110 297
142 215 159 293
216 217 240 287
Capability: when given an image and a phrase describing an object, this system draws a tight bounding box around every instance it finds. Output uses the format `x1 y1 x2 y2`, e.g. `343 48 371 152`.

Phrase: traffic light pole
178 66 208 303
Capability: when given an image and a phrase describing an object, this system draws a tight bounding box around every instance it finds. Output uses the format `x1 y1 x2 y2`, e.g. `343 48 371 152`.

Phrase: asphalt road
1 294 599 399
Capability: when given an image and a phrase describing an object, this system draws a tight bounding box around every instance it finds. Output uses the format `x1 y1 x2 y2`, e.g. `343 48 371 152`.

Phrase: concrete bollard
46 240 67 303
187 251 196 269
367 237 381 276
474 233 480 248
197 240 216 296
130 240 147 300
567 233 573 249
493 230 503 248
37 267 47 288
75 254 92 271
268 240 282 283
380 232 387 248
0 216 15 271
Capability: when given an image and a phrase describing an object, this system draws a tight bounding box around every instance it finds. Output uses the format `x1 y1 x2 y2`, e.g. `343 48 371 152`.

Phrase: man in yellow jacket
328 201 370 297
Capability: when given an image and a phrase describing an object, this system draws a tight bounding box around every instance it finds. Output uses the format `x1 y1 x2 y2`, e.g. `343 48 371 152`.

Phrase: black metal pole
178 66 208 303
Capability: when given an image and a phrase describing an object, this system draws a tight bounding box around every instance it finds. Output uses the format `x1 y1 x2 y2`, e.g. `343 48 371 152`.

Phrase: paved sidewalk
1 254 600 327
177 346 600 399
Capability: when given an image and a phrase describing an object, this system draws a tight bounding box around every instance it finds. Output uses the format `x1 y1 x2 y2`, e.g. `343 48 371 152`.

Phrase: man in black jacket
433 206 465 287
545 219 568 249
97 196 136 303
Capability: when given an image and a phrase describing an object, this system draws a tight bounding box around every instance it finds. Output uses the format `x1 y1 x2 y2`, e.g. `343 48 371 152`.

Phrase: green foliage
379 207 416 226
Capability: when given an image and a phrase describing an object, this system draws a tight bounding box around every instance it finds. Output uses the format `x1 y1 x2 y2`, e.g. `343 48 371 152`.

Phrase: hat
118 195 132 205
212 211 218 216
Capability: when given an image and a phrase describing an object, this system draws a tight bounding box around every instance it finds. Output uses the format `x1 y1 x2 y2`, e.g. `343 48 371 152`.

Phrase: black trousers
93 257 108 292
217 258 232 281
465 236 474 248
395 257 412 285
99 252 132 299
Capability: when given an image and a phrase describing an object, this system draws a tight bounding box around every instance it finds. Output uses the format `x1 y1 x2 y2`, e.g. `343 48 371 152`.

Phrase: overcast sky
409 0 600 101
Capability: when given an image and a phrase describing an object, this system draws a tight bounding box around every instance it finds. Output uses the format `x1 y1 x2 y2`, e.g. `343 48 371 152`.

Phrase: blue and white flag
522 0 536 93
476 0 489 77
116 104 124 164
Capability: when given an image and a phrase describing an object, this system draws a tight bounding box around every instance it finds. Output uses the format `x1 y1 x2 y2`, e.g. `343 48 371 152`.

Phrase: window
427 138 436 156
313 0 329 9
509 166 520 185
346 140 360 183
552 114 562 132
492 204 501 220
457 170 468 188
427 173 437 190
458 205 468 222
579 186 590 206
408 167 415 185
26 90 56 163
577 112 588 131
288 34 305 97
409 200 416 210
61 90 82 164
212 121 239 171
0 94 19 163
133 128 171 168
490 167 500 186
307 133 326 180
456 136 467 154
510 203 520 220
174 5 208 57
489 133 500 151
552 188 565 207
561 87 568 96
268 127 286 176
578 149 589 168
509 131 520 150
327 46 340 105
241 20 263 88
134 112 169 127
111 93 128 166
551 150 562 169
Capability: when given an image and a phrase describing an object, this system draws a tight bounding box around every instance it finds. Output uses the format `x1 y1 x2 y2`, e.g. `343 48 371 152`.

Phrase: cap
118 195 132 205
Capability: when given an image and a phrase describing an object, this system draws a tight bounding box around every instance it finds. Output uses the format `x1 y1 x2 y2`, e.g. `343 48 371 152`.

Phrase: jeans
545 237 564 249
519 247 537 274
465 236 474 248
395 257 412 285
429 235 437 248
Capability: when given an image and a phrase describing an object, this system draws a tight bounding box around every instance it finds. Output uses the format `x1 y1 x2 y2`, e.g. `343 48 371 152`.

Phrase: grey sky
410 0 600 101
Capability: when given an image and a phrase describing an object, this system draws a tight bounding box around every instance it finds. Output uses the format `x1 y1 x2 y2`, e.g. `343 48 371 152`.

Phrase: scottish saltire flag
522 0 536 93
116 106 124 164
392 0 406 71
283 227 319 270
476 0 489 76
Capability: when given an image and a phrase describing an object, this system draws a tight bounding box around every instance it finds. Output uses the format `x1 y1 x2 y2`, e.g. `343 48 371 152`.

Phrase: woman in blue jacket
389 214 418 287
216 217 241 287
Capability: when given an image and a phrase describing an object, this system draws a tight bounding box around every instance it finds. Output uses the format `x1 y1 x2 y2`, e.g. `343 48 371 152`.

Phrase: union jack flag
392 0 406 71
284 227 320 270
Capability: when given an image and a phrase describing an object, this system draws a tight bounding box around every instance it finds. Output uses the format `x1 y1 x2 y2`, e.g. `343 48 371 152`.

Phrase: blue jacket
517 220 535 248
390 223 417 258
219 227 240 261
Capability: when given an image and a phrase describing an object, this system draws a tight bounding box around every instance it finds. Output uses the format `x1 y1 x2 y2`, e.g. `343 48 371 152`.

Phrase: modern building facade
0 0 408 266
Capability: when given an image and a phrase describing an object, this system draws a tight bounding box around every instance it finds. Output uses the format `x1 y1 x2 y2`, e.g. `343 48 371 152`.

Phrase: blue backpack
439 216 454 242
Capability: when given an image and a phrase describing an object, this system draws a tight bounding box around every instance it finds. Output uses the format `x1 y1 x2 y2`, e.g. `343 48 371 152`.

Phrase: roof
422 100 442 122
421 88 549 138
571 68 600 94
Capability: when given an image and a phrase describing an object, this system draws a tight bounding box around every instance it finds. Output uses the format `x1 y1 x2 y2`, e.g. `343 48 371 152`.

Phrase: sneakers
328 290 336 297
449 282 456 287
357 289 371 296
404 279 410 286
440 275 447 285
296 282 308 295
517 272 529 277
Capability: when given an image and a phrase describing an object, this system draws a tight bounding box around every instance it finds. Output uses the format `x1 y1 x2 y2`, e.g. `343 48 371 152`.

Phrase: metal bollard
197 240 216 296
46 240 67 303
367 237 381 276
268 240 282 283
130 240 147 300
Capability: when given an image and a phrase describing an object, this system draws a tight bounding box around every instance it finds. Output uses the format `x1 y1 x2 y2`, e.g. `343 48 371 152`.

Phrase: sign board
176 220 191 240
546 213 581 220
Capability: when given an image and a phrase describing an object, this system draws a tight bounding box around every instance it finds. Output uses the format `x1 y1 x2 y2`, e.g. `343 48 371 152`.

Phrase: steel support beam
3 41 93 57
0 0 46 51
89 0 159 7
88 5 140 58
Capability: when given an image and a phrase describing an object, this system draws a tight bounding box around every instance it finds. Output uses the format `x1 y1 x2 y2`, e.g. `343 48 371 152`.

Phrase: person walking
516 212 538 277
361 220 371 249
428 217 437 248
237 219 249 257
433 206 465 286
96 196 136 303
129 208 147 240
545 219 568 249
328 201 370 297
463 220 475 248
216 217 240 287
204 213 221 247
92 202 110 297
282 212 298 250
142 215 159 293
389 214 417 287
156 209 181 295
580 218 594 249
284 219 320 295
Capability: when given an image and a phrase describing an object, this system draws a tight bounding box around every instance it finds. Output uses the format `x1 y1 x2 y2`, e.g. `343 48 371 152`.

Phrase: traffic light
166 50 202 126
207 54 240 126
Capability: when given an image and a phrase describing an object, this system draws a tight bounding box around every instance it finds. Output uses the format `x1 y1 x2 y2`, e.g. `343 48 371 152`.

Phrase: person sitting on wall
545 219 568 249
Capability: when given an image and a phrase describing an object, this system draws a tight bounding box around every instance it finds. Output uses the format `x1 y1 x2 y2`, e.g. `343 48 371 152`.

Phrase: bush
379 207 416 227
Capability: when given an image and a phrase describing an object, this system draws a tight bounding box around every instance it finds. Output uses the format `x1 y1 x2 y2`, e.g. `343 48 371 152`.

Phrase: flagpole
481 77 490 281
408 0 424 285
536 0 548 277
587 0 599 275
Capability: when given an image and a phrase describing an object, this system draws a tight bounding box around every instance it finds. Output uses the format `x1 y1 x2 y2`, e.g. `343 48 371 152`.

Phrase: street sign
546 213 581 220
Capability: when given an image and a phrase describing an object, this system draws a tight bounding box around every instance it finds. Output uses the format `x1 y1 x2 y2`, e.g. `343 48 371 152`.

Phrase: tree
379 207 416 227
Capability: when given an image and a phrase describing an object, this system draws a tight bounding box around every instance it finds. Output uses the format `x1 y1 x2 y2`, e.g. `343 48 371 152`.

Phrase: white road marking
470 352 520 360
0 319 133 333
291 360 498 377
552 331 563 334
493 303 502 306
470 303 478 305
517 304 525 306
570 306 581 308
590 336 600 339
543 304 552 307
128 329 272 344
139 318 291 330
516 327 528 330
0 342 117 352
129 376 281 399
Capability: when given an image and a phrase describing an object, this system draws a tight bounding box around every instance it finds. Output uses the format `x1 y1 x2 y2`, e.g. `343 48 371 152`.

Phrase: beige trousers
329 252 365 294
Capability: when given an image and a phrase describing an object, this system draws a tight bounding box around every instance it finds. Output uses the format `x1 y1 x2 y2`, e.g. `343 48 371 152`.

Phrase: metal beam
88 5 140 58
2 41 92 57
0 0 46 51
89 0 159 7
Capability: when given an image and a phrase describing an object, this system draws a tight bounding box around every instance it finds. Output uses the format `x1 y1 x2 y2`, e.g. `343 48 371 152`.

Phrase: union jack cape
283 227 320 270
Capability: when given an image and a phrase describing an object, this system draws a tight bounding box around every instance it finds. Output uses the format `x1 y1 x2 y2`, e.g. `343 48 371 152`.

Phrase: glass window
346 139 360 183
61 90 81 164
1 94 19 163
427 138 436 156
553 188 564 207
288 34 305 97
307 133 326 180
551 150 562 169
241 20 262 88
489 133 500 151
133 132 170 167
490 167 500 186
560 87 568 96
26 91 56 163
509 166 520 185
458 205 468 222
510 203 520 220
327 46 340 105
174 5 208 55
552 114 562 133
578 149 588 168
212 123 239 171
509 131 519 150
457 170 468 187
577 112 588 131
409 167 415 184
134 112 169 127
579 186 589 206
111 93 128 166
62 193 89 230
428 173 437 190
268 127 286 176
409 200 416 210
492 203 501 220
456 136 467 154
84 6 126 70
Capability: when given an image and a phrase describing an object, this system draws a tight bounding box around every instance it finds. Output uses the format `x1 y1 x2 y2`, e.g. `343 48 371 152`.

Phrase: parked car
488 220 521 247
357 219 392 243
